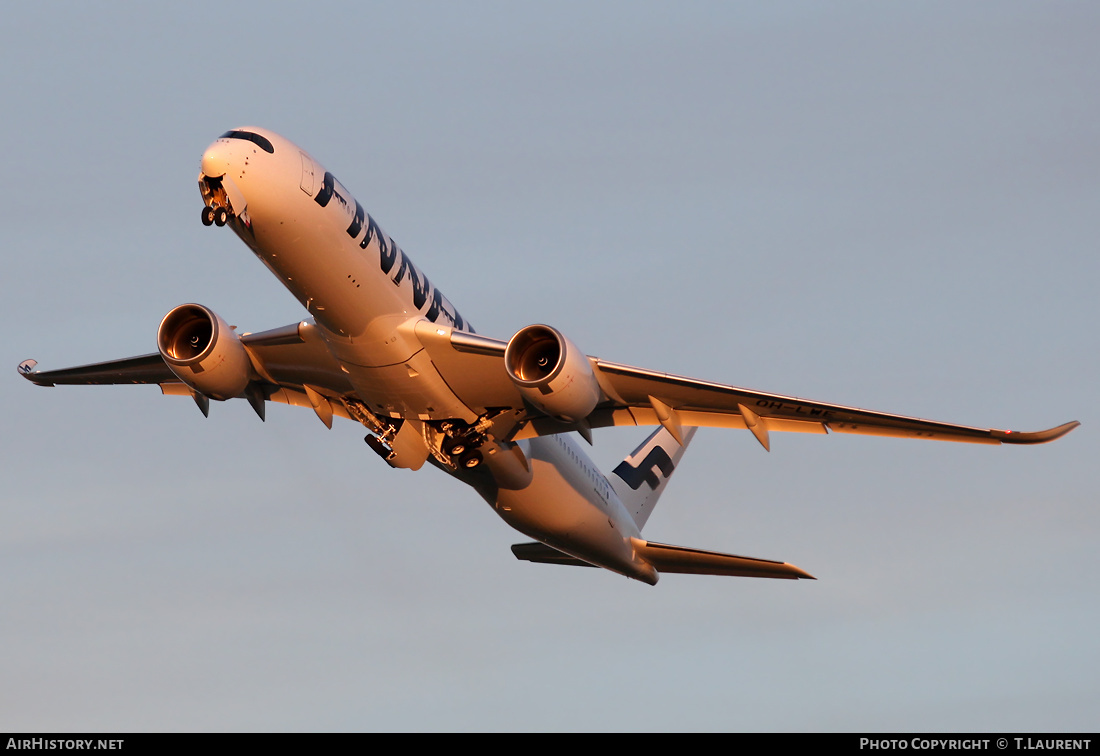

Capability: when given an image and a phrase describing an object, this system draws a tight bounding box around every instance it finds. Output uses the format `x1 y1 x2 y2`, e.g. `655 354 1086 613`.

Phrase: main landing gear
201 205 229 227
448 443 483 469
440 423 484 469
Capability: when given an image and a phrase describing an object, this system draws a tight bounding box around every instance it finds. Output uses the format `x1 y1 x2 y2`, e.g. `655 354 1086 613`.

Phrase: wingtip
17 359 53 387
993 420 1081 445
790 565 817 580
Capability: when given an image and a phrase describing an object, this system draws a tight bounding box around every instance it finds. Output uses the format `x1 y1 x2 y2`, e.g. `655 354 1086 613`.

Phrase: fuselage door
299 152 315 196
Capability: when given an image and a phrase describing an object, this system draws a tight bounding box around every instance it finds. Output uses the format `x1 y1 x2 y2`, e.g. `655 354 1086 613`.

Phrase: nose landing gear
200 205 230 227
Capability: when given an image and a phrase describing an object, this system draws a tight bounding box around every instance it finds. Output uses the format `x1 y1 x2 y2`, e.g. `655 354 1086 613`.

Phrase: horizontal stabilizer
631 538 815 580
511 542 596 568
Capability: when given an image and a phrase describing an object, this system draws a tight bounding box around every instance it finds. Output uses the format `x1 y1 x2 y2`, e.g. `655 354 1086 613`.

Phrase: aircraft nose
200 142 231 178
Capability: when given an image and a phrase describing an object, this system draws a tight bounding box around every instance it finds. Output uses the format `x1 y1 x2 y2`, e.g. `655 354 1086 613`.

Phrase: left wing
582 358 1079 446
413 324 1080 448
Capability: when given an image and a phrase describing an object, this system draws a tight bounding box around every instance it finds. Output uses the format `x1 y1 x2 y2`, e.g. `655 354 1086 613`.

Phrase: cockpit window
219 130 274 154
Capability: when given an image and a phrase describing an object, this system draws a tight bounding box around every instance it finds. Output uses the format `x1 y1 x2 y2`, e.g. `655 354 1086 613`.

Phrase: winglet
17 359 53 386
992 421 1080 445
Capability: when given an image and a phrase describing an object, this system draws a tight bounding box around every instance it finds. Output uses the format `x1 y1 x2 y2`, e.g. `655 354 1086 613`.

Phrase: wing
583 358 1079 447
19 321 357 424
413 325 1080 448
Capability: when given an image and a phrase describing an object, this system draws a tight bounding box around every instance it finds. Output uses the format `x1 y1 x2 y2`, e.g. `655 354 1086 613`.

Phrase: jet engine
157 304 253 400
504 324 602 423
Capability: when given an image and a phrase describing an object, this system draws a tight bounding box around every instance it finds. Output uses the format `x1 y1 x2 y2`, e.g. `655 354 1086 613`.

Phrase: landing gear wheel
213 207 229 226
201 206 215 226
459 450 483 469
442 435 468 458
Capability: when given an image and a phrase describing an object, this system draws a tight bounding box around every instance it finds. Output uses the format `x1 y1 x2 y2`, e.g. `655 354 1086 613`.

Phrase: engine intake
157 304 253 400
504 325 602 423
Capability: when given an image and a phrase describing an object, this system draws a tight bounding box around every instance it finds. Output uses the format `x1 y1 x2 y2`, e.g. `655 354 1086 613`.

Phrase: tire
459 450 483 469
213 207 229 226
442 435 467 457
201 206 215 226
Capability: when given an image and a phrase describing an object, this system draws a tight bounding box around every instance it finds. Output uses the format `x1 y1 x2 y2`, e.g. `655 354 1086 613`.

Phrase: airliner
18 127 1080 585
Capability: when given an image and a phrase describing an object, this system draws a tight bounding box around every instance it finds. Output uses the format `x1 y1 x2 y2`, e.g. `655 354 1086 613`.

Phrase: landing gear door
299 152 315 196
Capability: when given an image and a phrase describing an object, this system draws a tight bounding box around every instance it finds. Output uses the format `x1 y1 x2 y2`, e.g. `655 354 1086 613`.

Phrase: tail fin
610 426 697 531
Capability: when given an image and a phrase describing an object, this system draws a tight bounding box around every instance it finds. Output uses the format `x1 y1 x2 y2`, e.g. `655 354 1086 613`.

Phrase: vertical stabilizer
610 426 697 530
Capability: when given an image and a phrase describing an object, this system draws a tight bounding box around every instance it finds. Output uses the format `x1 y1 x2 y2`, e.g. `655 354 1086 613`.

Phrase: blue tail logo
612 447 675 491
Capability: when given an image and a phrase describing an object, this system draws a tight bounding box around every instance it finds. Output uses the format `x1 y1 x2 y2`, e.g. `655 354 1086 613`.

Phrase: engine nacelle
504 324 602 423
157 304 253 400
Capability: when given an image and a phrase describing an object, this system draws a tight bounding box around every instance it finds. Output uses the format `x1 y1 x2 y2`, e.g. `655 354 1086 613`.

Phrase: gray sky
2 1 1097 731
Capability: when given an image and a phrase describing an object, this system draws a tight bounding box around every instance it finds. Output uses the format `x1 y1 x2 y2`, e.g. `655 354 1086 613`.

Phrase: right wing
18 353 175 386
19 321 357 423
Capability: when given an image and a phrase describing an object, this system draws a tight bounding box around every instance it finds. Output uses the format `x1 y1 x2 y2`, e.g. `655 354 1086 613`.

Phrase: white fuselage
199 128 656 583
